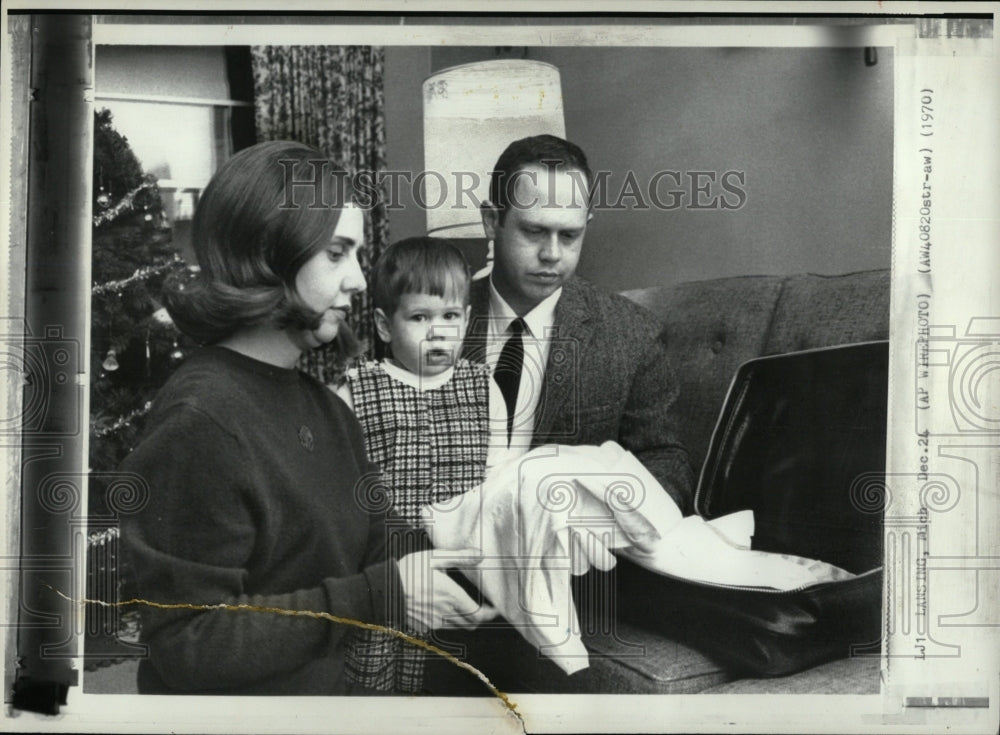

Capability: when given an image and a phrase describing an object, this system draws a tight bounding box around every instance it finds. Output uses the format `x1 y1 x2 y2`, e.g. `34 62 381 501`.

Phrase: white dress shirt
485 278 562 468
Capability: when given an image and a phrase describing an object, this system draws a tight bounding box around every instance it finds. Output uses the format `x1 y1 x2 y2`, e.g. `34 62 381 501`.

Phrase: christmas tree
89 108 194 479
87 109 194 665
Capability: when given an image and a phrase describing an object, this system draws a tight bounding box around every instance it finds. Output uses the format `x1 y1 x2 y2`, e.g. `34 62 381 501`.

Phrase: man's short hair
488 134 592 221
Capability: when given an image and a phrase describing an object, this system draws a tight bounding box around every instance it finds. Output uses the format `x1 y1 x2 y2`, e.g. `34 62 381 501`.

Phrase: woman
120 141 493 695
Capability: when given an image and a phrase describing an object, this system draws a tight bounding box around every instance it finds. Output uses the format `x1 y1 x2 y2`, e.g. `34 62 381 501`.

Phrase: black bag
617 341 886 677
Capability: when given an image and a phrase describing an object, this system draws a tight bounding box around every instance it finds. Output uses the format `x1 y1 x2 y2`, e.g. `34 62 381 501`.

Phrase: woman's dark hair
488 134 592 223
372 237 471 319
164 140 357 345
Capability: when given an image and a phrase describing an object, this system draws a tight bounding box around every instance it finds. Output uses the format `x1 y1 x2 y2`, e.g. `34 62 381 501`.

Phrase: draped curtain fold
251 45 388 382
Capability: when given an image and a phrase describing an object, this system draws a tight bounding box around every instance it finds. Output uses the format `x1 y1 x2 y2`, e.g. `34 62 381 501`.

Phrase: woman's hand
397 549 498 633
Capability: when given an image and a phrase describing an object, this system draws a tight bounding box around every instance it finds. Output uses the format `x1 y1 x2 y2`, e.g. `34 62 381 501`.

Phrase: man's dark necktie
494 317 525 446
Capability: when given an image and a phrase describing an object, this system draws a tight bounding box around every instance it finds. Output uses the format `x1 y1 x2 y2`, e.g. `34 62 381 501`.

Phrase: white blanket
421 441 853 674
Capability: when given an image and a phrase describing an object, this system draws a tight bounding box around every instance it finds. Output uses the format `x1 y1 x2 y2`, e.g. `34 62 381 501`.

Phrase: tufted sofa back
622 269 891 471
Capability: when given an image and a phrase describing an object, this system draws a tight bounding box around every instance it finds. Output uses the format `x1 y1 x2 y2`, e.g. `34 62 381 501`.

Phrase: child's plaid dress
344 358 489 693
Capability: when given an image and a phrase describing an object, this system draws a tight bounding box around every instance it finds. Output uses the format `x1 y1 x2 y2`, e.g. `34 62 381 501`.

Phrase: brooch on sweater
298 425 315 452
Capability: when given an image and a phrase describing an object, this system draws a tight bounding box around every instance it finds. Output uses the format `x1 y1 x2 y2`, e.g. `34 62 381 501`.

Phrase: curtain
251 45 388 382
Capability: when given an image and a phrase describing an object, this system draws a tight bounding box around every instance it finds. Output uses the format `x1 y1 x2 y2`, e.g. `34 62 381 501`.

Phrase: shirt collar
380 359 455 391
487 276 562 339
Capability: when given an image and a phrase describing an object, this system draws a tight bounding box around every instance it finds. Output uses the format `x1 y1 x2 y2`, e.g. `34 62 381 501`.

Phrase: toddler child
337 237 495 693
337 236 495 522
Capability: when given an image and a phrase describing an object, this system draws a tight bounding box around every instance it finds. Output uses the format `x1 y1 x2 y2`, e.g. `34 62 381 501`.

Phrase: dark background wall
98 44 893 293
386 45 893 292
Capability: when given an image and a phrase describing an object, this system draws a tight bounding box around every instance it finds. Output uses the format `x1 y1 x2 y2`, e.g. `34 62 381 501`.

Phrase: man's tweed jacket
462 275 694 512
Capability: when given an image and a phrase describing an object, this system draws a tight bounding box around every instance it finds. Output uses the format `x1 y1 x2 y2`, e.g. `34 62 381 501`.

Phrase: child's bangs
404 258 469 304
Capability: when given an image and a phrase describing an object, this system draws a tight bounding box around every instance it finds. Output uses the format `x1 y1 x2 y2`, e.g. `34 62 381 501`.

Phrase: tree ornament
151 306 173 325
96 165 110 209
102 349 119 372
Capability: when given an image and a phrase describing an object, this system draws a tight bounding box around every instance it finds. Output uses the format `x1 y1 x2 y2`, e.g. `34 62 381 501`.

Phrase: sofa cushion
623 275 785 469
700 654 879 694
763 270 891 354
576 622 733 694
468 622 732 694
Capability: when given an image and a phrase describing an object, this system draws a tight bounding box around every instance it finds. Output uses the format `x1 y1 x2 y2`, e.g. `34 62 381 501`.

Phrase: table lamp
423 59 565 276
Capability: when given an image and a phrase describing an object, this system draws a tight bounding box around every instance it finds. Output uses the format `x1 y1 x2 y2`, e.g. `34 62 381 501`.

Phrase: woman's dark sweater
120 346 402 695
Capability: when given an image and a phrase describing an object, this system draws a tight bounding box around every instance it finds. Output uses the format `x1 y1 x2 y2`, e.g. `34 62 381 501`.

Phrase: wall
390 45 894 292
538 46 893 291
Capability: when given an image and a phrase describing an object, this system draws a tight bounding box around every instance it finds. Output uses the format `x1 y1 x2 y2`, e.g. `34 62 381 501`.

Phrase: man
465 134 693 511
425 135 694 695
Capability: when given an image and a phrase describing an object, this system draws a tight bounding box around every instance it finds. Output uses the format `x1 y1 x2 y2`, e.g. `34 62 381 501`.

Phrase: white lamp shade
423 60 566 238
